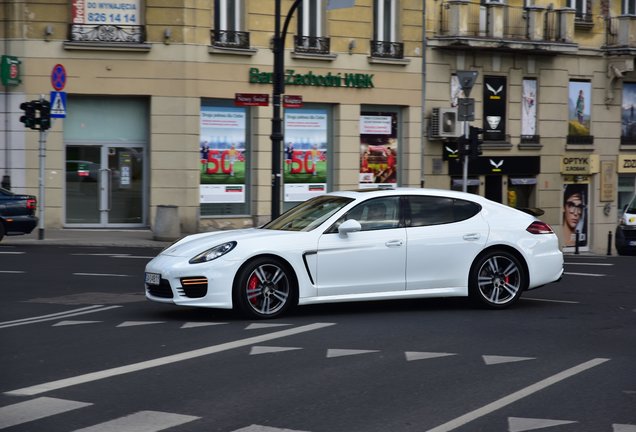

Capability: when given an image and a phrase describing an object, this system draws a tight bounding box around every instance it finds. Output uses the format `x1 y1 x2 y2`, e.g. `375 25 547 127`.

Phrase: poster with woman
568 81 591 136
521 79 537 138
562 183 588 248
199 106 247 203
283 109 328 202
359 112 398 188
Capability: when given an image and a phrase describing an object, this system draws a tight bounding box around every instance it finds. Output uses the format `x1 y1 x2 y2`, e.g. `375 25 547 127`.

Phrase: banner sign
72 0 140 25
483 76 507 141
449 156 540 176
359 112 398 188
234 93 269 107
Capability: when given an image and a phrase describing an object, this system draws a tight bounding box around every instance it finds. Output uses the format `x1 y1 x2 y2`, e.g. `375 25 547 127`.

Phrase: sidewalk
1 228 173 248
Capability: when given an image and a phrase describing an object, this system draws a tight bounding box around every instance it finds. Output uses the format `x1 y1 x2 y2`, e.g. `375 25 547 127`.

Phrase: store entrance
65 145 145 227
485 175 503 203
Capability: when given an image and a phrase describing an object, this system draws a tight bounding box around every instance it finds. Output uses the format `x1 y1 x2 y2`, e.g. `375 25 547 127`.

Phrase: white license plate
145 272 161 285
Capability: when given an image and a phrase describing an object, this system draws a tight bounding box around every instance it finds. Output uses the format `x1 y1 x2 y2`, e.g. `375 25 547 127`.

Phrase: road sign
51 64 67 91
456 70 478 97
234 93 269 106
50 91 67 118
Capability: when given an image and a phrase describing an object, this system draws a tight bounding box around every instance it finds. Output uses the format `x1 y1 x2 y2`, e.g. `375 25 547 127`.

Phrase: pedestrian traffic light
37 99 51 130
469 126 483 159
19 101 36 129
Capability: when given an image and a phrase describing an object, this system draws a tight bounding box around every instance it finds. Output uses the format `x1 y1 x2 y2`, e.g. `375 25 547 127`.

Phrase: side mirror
338 219 361 236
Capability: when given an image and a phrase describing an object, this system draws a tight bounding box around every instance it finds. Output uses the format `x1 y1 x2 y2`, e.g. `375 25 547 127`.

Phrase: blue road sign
50 91 67 118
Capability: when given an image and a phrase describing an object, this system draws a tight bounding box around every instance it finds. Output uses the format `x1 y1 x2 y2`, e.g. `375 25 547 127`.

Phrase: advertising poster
483 76 507 141
621 82 636 142
568 81 591 136
562 182 588 249
72 0 140 25
200 106 247 203
359 112 398 188
521 79 537 138
283 109 328 202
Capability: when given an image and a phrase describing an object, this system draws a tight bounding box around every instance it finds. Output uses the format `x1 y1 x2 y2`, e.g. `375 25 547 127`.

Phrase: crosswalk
0 396 634 432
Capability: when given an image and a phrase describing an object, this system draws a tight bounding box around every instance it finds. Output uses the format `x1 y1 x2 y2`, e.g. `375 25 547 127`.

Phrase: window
372 0 403 58
406 196 481 227
570 0 592 22
624 0 636 16
213 0 248 48
332 197 401 232
296 0 329 53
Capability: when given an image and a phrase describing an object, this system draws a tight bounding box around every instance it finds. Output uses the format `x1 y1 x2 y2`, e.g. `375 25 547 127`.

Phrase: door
65 145 145 227
315 196 406 296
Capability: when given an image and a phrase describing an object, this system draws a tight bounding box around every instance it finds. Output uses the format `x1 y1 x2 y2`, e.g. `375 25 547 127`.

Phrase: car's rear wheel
234 257 296 319
469 250 526 308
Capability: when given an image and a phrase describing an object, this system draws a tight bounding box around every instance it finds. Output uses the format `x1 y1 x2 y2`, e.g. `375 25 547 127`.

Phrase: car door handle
463 233 481 241
385 240 404 247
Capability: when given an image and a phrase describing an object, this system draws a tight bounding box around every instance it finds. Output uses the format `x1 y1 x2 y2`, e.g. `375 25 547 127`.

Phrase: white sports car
145 188 563 319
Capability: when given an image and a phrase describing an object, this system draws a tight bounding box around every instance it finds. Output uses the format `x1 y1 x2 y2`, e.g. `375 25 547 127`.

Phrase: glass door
65 145 145 227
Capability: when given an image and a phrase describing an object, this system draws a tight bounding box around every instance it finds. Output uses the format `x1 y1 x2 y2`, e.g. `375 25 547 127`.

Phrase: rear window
407 195 481 227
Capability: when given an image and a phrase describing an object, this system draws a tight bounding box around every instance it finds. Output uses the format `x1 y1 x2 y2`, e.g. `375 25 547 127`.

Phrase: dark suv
0 187 38 242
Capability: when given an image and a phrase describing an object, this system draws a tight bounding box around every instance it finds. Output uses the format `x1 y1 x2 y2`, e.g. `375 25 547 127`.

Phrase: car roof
326 187 489 203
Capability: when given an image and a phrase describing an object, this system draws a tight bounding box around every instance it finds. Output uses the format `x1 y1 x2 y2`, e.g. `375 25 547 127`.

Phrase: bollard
607 231 612 256
154 205 181 241
574 229 580 255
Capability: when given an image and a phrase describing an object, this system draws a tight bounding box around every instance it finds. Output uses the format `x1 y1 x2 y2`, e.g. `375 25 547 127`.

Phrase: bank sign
249 68 374 89
618 155 636 173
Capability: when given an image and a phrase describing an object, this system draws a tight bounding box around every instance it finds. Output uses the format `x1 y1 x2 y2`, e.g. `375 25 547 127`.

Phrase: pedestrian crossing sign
50 91 67 118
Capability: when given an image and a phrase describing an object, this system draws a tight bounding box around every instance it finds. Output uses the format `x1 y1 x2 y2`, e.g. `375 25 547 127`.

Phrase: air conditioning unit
429 107 461 139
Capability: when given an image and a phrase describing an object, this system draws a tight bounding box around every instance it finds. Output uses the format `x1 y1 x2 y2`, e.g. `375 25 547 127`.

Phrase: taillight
27 198 36 210
526 221 554 234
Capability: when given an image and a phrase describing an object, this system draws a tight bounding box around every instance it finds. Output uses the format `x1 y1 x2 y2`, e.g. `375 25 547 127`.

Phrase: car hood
160 228 295 258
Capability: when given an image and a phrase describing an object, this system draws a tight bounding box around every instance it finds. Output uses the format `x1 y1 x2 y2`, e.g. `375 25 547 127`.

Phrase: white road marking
0 270 25 274
508 417 576 432
565 262 613 266
250 346 302 355
326 349 379 358
0 397 92 429
71 253 154 259
53 320 101 327
483 355 535 365
232 426 310 432
0 251 25 255
73 273 131 277
523 298 580 304
246 323 292 330
0 305 121 329
181 322 227 329
405 352 456 362
613 425 636 432
116 321 163 327
70 410 200 432
424 358 610 432
5 322 335 396
564 271 606 277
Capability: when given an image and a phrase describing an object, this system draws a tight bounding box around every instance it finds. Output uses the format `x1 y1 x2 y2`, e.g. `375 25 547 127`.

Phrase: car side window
407 196 480 227
329 196 400 232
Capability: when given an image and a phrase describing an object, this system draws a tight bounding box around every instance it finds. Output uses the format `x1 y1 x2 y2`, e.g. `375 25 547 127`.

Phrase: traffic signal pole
462 120 469 193
37 125 46 240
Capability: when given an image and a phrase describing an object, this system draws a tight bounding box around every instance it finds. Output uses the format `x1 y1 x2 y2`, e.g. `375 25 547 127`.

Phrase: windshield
262 195 353 231
626 195 636 214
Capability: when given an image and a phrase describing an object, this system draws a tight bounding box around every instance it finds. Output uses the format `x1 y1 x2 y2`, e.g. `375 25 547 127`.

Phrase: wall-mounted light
44 25 53 41
164 28 172 44
348 39 356 54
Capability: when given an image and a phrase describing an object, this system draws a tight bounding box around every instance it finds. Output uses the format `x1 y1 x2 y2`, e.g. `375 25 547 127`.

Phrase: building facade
1 0 635 254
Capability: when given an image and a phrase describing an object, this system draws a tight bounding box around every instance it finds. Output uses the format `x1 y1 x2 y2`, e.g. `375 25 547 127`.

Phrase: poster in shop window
568 81 591 136
621 82 636 142
359 113 398 188
283 109 328 202
199 106 246 203
521 79 537 138
483 76 507 141
562 182 588 249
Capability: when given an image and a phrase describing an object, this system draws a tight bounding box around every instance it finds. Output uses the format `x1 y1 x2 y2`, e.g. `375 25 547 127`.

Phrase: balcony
431 0 578 54
65 24 148 50
605 15 636 55
211 30 251 50
370 41 404 59
294 35 331 55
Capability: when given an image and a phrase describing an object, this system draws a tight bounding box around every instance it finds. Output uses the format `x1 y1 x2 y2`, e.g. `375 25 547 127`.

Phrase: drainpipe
420 1 427 188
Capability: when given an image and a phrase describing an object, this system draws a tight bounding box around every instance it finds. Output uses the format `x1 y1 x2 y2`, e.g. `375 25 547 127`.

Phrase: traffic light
469 126 483 159
456 135 469 158
37 99 51 130
19 101 36 129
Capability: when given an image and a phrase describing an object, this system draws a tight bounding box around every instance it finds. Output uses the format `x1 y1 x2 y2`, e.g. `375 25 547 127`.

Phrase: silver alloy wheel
245 263 290 316
476 255 522 305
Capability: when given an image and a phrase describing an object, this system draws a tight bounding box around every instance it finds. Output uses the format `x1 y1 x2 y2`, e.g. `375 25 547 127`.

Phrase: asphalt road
0 244 634 432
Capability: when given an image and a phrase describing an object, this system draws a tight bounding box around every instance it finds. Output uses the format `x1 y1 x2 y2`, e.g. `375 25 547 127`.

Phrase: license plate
145 272 161 285
629 240 636 246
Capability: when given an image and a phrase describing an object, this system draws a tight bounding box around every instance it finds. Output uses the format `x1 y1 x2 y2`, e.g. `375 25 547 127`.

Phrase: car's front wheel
234 257 296 319
469 250 526 308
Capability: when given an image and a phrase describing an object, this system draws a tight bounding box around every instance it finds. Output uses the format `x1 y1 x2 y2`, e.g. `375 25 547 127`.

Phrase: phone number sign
72 0 139 25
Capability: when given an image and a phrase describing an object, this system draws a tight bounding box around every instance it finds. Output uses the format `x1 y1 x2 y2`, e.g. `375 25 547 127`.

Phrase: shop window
451 178 479 194
508 178 537 209
200 100 250 216
372 0 403 59
618 175 636 212
359 109 400 188
295 0 330 54
212 0 249 48
69 0 146 45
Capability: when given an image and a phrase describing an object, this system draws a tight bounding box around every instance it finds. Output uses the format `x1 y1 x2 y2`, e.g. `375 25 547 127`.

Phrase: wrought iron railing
211 30 250 49
370 40 404 59
294 35 330 54
69 24 145 43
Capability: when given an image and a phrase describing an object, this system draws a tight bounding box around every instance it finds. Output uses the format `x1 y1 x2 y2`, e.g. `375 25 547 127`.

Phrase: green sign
1 55 21 86
249 68 374 89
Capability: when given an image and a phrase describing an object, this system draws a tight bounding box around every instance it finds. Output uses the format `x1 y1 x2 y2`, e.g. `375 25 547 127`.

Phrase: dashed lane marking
70 410 201 432
0 305 121 329
0 397 92 429
73 273 131 277
564 272 606 277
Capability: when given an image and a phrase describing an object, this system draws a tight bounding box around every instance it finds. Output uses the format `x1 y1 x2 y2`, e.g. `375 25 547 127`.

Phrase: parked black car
0 187 38 242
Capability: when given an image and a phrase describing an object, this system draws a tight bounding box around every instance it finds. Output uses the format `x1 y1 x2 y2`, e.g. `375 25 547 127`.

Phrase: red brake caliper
248 275 259 305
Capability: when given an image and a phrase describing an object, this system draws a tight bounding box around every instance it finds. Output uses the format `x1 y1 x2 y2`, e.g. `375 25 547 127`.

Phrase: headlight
189 241 237 264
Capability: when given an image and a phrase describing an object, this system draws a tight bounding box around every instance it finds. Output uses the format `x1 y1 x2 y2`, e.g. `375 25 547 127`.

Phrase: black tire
233 257 297 319
469 250 526 309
